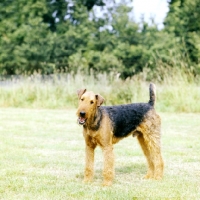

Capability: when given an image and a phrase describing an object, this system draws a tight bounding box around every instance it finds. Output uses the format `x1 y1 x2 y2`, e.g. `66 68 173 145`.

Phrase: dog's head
76 89 104 125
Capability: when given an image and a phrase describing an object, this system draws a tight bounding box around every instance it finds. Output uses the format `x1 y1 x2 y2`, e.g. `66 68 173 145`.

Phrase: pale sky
132 0 169 28
93 0 169 29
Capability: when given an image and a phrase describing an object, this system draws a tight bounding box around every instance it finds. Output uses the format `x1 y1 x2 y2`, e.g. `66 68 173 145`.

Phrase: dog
76 83 164 186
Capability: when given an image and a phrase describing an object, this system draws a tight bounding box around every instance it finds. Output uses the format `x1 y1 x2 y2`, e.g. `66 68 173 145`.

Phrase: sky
93 0 169 29
132 0 169 28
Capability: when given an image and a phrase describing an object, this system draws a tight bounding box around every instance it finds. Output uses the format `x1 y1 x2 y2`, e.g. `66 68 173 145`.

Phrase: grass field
0 108 200 199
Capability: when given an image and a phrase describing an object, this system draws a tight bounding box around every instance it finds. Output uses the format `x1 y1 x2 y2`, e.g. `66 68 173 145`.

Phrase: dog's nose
80 111 86 117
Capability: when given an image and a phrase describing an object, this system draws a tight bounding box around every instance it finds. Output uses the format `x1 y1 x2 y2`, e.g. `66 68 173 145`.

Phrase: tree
164 0 200 71
0 0 55 74
0 0 109 75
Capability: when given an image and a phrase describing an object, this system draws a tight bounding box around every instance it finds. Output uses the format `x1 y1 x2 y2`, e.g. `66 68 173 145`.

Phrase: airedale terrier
76 83 164 186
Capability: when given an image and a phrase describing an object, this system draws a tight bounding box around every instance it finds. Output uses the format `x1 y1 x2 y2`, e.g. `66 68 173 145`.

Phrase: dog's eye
81 98 84 101
90 101 94 104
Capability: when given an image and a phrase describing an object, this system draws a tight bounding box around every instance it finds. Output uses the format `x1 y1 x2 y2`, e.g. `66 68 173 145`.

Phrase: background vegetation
0 0 200 111
0 71 200 112
0 0 200 78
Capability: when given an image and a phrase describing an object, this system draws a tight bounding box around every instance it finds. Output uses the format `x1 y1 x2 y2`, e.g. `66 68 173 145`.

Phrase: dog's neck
84 107 102 131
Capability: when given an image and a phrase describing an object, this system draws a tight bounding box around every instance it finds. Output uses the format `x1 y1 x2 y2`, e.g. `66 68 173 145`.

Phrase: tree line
0 0 200 79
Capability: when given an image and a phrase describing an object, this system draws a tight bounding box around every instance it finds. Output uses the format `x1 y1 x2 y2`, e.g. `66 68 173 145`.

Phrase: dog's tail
148 83 156 107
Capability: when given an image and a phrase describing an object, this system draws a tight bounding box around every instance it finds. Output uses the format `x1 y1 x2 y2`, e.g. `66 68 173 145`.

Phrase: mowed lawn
0 108 200 199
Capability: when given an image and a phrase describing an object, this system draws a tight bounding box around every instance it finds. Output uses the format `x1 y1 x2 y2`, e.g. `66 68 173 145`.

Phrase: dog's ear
95 94 104 107
77 89 86 99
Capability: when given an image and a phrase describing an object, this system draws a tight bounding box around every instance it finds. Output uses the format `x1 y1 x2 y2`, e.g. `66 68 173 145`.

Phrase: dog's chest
85 129 104 146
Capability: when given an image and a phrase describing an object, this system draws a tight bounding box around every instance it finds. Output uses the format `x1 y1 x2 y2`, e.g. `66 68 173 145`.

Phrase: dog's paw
83 178 93 184
102 180 112 186
143 172 154 179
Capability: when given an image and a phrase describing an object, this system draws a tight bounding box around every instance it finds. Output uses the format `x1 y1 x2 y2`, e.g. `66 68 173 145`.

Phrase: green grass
0 73 200 112
0 108 200 199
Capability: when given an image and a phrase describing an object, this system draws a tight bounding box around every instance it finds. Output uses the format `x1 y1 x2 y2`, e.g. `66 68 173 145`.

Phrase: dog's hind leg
137 133 154 179
147 133 164 180
136 111 164 180
137 125 164 179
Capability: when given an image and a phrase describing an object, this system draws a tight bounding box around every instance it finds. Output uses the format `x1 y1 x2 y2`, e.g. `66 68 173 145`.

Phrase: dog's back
101 83 157 137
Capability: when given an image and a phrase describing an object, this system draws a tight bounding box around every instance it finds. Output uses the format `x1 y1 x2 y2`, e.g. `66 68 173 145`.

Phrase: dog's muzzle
78 111 86 125
78 117 86 125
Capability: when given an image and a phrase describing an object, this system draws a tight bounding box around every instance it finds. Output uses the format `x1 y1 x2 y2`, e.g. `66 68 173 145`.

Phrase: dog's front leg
102 145 115 186
84 141 96 183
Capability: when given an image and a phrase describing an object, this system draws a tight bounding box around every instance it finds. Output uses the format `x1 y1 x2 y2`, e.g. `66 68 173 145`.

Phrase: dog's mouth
78 117 86 125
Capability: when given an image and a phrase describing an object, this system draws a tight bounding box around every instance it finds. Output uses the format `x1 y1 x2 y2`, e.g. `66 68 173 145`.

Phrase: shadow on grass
116 163 146 174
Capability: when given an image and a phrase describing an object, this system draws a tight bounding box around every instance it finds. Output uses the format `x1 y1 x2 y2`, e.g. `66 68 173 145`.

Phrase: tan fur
76 89 164 186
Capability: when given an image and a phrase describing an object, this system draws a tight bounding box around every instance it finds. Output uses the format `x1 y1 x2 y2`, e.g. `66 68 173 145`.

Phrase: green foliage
0 0 200 78
0 0 54 74
69 50 123 74
164 0 200 74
